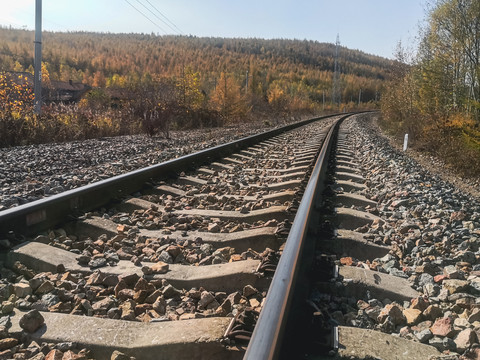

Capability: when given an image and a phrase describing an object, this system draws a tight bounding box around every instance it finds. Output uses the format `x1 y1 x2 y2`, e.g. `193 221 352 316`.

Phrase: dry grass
379 112 480 178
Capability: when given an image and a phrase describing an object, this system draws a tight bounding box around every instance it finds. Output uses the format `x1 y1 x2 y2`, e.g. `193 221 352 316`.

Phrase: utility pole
332 34 341 107
34 0 42 114
358 88 362 106
245 70 249 94
322 90 325 111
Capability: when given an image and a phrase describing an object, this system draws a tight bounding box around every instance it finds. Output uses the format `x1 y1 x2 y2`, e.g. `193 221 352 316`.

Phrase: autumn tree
267 80 289 114
177 66 204 110
381 0 480 176
380 42 422 137
92 71 106 87
106 74 127 88
0 71 34 147
210 72 246 120
41 62 52 88
0 72 34 113
13 61 23 72
130 77 178 138
417 0 480 122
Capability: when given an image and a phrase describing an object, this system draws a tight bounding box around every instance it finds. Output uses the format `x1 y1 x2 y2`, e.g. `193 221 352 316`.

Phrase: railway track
0 114 341 359
247 114 480 360
246 117 443 360
1 112 470 360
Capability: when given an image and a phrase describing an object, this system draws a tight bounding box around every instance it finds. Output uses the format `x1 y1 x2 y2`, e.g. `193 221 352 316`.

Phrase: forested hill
0 27 393 105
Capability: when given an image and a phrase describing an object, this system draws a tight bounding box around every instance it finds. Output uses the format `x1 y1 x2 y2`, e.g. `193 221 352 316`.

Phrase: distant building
105 87 133 108
5 71 91 103
47 79 91 103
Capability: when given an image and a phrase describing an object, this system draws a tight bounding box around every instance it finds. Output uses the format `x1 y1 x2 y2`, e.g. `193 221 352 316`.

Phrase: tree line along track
0 114 347 359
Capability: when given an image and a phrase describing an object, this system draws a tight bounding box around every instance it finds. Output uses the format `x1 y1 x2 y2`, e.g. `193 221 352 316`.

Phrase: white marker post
403 134 409 151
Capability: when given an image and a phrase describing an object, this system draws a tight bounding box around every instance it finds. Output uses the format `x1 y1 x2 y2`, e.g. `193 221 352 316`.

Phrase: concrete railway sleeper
318 117 480 360
0 114 350 359
300 121 440 360
311 120 444 360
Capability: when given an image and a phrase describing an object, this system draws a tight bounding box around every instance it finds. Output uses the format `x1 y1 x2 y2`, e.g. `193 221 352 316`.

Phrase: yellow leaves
267 81 286 104
93 116 115 130
59 114 71 126
446 113 475 129
443 113 480 151
0 71 34 114
78 98 89 109
41 62 51 88
23 114 38 128
107 74 128 88
176 67 203 109
13 61 24 73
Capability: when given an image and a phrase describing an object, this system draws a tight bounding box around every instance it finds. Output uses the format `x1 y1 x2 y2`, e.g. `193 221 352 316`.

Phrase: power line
144 0 184 35
134 0 182 35
134 0 176 34
124 0 167 34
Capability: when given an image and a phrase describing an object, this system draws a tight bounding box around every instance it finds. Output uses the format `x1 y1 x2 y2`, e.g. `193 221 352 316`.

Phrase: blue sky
0 0 427 59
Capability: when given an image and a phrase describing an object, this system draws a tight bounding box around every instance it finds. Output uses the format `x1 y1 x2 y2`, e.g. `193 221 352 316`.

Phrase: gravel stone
0 122 288 210
19 309 44 333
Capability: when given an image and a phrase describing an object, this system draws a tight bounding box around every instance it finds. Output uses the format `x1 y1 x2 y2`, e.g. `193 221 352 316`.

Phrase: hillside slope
0 28 393 106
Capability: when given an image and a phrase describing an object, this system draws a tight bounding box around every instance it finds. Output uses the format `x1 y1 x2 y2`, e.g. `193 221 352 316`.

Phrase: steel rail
243 114 349 359
0 114 338 238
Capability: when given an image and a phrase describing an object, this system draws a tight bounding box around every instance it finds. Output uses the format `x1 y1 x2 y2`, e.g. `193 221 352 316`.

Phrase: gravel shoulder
328 113 480 357
0 118 304 211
